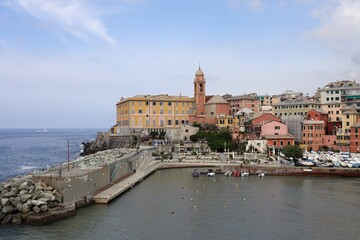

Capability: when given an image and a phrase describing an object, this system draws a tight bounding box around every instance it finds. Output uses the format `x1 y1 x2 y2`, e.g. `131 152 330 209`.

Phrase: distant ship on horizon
36 129 48 133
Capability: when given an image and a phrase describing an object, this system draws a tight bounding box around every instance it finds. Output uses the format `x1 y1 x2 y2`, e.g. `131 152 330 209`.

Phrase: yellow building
116 94 194 135
216 114 235 130
321 102 342 121
337 106 360 145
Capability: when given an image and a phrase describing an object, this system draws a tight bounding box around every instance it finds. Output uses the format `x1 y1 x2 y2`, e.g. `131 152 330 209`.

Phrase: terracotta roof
205 95 229 104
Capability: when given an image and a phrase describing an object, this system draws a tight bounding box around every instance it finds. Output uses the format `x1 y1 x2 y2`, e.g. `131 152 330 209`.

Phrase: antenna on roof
198 61 201 70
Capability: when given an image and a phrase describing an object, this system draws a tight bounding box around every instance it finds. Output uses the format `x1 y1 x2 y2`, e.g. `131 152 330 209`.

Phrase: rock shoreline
0 175 62 224
1 148 137 225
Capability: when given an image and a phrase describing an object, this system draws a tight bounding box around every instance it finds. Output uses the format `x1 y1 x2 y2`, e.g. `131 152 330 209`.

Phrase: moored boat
192 168 200 177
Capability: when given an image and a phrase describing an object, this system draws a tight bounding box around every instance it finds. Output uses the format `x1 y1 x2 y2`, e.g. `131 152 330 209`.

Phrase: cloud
9 0 116 45
308 0 360 59
226 0 264 12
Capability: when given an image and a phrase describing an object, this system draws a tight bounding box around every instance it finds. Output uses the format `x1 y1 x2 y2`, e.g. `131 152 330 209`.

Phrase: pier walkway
93 161 161 203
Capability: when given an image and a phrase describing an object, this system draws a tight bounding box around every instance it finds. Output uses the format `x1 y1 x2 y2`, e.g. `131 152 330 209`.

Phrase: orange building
350 123 360 153
301 120 325 151
265 134 295 149
189 67 230 124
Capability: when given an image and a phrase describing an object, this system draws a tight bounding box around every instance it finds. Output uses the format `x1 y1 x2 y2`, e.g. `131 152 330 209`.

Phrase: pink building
261 121 289 137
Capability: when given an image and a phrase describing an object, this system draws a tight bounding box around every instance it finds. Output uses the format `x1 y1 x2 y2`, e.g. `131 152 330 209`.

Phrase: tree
149 131 159 139
190 134 198 143
159 131 166 139
282 145 303 160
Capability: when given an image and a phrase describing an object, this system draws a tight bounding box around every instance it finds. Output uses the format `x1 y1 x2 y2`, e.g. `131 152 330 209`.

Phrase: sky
1 0 360 128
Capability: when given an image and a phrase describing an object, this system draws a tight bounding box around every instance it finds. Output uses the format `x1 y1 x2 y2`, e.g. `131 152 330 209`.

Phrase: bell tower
194 66 206 115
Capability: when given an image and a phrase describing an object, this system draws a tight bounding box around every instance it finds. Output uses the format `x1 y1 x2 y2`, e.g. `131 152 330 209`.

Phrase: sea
1 129 360 239
0 128 103 182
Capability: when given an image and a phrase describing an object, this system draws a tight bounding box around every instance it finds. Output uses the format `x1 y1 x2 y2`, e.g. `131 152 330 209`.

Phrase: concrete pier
93 162 161 203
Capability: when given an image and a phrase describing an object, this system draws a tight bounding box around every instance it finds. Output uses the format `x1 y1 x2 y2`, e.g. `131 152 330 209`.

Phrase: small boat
207 172 215 177
296 160 315 167
258 173 265 177
232 171 240 177
192 168 200 177
241 172 249 177
316 162 333 167
224 171 232 177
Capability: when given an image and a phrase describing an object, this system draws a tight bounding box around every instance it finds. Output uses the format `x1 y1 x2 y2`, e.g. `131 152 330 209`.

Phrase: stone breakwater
0 148 139 225
0 176 62 224
53 148 136 169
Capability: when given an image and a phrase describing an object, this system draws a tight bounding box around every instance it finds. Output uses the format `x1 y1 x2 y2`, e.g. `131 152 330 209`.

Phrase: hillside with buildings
113 67 360 154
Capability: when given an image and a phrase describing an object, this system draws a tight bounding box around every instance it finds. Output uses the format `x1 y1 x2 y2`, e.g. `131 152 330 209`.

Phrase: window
138 109 142 114
159 101 163 106
168 102 172 106
280 141 283 146
274 141 277 146
146 101 149 106
275 126 280 130
175 120 179 125
152 102 156 106
168 120 172 125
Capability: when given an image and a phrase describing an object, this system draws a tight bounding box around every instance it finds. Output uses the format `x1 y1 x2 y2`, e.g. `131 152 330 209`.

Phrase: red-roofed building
252 113 281 126
306 109 329 134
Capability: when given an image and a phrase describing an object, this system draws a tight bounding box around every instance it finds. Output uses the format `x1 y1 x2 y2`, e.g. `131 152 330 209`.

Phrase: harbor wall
158 163 360 177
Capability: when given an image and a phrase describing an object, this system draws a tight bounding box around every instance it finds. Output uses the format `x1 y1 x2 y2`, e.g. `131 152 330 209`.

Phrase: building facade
225 94 261 114
301 120 325 152
350 123 360 153
116 94 194 135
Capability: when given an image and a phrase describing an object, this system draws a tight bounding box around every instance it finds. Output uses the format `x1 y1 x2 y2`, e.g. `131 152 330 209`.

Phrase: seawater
1 130 360 239
0 129 102 182
1 169 360 240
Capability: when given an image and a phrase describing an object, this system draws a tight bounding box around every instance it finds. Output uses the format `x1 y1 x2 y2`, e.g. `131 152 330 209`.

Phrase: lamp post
67 140 70 172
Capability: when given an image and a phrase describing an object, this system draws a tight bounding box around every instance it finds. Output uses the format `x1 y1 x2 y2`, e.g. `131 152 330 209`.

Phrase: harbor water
2 169 360 239
1 129 360 239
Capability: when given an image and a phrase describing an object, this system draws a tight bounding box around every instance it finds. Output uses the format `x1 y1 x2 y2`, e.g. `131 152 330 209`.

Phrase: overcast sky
1 0 360 128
